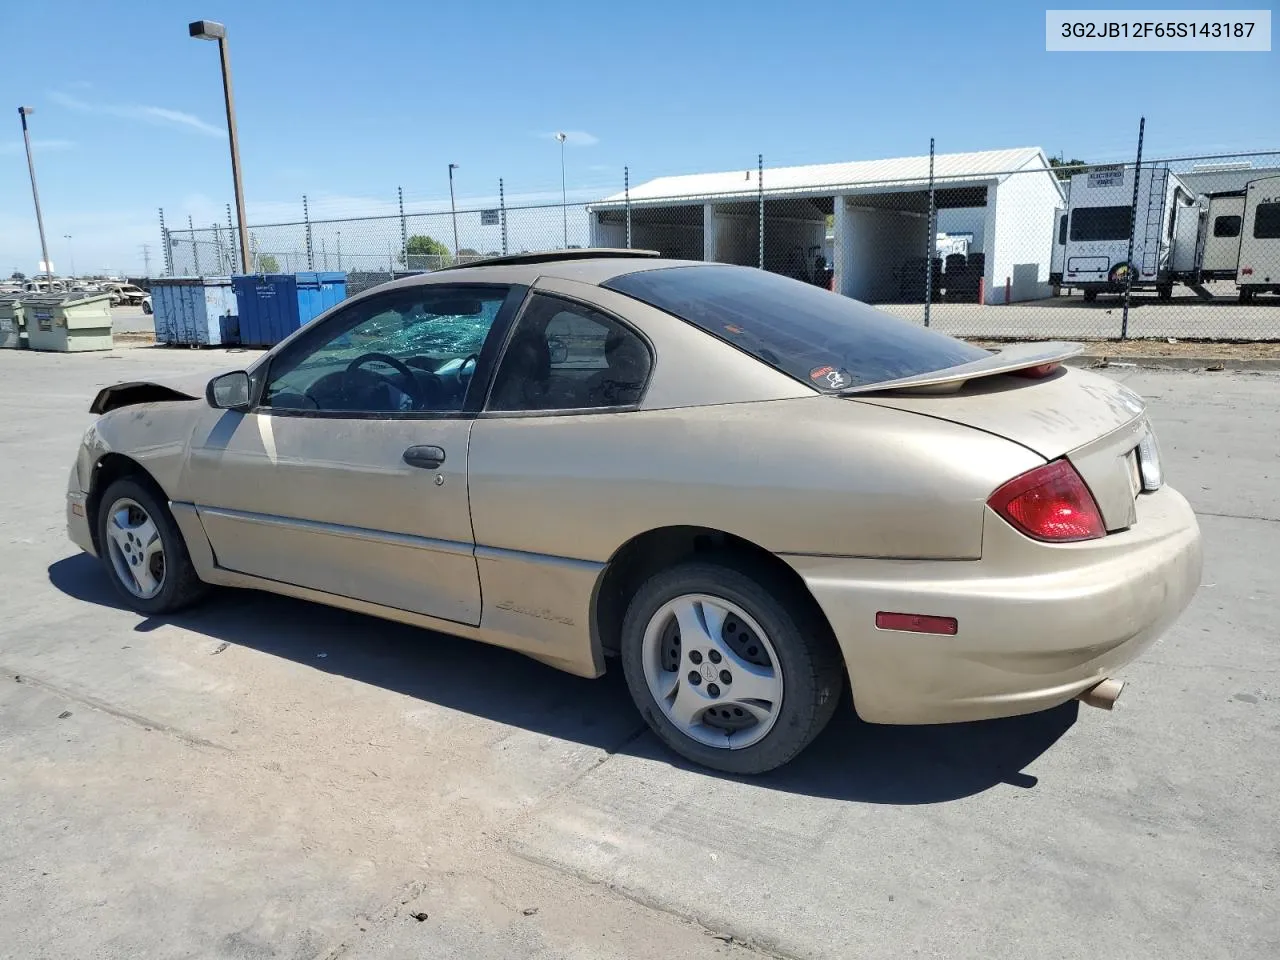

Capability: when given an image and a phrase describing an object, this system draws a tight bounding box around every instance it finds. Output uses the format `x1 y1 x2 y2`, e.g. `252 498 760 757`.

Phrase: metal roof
1180 164 1280 197
593 147 1054 207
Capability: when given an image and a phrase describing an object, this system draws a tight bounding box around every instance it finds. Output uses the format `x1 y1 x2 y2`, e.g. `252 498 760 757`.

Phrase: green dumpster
0 294 24 349
23 293 114 352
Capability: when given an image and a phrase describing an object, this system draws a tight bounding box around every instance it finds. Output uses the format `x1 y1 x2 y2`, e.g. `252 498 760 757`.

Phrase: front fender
83 402 211 502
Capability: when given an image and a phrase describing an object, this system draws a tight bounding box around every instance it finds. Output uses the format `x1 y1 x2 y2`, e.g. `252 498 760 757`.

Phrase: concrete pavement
0 347 1276 959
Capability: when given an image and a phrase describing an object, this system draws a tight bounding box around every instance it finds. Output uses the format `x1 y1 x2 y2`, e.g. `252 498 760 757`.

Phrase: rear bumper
785 485 1202 724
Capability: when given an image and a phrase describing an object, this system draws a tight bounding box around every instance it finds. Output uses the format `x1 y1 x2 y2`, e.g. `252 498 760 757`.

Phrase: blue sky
2 0 1276 275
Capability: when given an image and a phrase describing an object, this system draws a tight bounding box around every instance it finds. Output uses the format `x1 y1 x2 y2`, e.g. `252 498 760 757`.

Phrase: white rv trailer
1237 174 1280 302
1062 165 1196 301
1196 192 1246 281
1049 208 1066 289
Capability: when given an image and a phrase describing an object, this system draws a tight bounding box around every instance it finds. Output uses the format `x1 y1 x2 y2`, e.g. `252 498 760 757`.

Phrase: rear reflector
987 459 1106 542
875 612 958 635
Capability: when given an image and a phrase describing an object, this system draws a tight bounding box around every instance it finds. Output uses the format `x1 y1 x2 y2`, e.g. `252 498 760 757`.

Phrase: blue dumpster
150 277 239 345
233 272 347 348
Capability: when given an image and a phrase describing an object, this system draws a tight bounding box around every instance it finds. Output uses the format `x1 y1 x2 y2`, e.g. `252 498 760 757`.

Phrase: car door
185 282 524 625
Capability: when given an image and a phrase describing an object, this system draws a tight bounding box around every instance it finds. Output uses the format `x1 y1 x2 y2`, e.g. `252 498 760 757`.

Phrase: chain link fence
161 143 1280 340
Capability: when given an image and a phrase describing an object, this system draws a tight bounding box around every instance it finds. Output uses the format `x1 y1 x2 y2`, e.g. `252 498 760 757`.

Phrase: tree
399 234 452 268
1049 155 1089 181
457 247 481 258
10 271 26 282
256 254 280 272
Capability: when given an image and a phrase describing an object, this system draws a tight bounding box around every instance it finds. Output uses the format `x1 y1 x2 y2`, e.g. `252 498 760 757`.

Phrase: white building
588 147 1065 304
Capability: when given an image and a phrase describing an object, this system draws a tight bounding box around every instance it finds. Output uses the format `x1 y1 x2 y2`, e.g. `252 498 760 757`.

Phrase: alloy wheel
641 593 784 749
103 497 166 600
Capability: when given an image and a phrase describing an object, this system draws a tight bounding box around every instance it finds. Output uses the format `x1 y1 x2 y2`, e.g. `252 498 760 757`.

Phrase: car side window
486 294 652 413
261 286 508 414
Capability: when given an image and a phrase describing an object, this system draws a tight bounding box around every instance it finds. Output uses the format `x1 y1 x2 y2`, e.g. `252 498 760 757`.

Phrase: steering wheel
344 353 430 410
457 353 479 385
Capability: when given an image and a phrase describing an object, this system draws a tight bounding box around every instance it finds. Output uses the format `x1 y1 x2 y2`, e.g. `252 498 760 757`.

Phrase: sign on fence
480 209 500 226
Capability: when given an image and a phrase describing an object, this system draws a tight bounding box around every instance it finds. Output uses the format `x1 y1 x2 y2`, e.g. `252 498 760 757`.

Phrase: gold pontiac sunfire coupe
66 250 1202 773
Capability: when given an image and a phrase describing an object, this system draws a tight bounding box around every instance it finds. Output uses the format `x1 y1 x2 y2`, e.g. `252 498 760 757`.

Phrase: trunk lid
854 366 1150 531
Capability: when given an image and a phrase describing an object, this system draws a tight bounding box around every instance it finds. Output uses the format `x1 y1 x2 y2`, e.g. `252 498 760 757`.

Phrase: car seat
489 329 551 410
584 331 649 407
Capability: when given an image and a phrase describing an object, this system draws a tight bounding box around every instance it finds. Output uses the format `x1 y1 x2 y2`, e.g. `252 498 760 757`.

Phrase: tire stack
944 252 984 303
898 257 943 303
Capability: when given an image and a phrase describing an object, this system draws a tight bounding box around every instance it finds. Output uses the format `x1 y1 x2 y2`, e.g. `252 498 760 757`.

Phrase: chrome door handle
403 445 446 469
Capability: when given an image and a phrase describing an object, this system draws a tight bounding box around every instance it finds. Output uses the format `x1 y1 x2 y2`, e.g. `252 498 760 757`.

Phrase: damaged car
66 250 1202 773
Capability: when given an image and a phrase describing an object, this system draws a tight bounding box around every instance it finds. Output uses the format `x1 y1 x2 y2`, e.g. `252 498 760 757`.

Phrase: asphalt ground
1 344 1276 960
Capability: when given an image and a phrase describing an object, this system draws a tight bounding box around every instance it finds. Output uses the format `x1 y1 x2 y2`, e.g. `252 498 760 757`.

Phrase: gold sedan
65 251 1201 773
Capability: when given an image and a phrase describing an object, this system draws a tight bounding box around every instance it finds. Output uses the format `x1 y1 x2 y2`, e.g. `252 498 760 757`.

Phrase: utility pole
448 163 460 257
159 208 173 276
140 244 153 276
188 214 201 275
1121 116 1145 341
555 132 568 247
924 137 936 327
189 21 251 273
17 107 53 281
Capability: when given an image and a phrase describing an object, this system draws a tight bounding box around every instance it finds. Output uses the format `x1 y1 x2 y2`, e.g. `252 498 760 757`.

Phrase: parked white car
104 283 148 307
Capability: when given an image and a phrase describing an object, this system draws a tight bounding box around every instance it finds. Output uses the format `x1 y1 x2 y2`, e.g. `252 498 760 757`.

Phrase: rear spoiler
841 342 1084 396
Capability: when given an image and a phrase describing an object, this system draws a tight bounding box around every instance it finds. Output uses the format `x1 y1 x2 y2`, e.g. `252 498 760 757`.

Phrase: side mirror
207 370 251 411
547 336 569 364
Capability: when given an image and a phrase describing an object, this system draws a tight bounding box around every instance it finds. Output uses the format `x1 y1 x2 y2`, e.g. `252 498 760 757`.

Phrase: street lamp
555 132 568 248
447 163 460 258
17 107 54 282
189 20 251 275
63 235 75 278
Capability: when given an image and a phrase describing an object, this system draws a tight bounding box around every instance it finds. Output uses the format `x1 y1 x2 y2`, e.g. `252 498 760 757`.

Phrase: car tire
96 477 208 615
620 559 844 774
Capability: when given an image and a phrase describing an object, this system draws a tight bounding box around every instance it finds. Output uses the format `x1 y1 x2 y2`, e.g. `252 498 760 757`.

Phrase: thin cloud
0 139 76 156
49 90 224 138
540 130 599 147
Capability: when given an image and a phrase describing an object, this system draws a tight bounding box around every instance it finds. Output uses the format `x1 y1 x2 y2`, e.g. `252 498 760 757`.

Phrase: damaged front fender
89 381 202 415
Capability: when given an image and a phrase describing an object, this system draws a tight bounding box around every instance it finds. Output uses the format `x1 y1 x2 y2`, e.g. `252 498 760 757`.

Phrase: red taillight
1011 362 1060 380
1241 267 1254 276
987 459 1105 542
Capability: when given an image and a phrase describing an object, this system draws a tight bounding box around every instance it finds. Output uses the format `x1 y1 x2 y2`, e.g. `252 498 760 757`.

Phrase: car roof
372 250 717 293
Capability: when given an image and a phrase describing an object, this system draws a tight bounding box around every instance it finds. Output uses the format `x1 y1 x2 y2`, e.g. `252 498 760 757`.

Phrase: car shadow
49 553 1076 805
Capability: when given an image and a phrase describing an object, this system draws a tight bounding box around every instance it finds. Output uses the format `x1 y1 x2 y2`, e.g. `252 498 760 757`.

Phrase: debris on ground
211 642 229 655
409 912 428 922
57 711 72 719
522 907 539 916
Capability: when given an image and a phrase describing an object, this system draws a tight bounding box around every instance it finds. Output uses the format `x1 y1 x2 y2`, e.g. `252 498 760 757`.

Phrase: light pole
447 162 460 258
555 132 568 247
63 235 75 278
189 20 251 275
17 107 53 282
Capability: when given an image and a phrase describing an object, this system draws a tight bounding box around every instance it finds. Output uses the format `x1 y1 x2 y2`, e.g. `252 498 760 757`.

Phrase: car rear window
603 264 989 390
